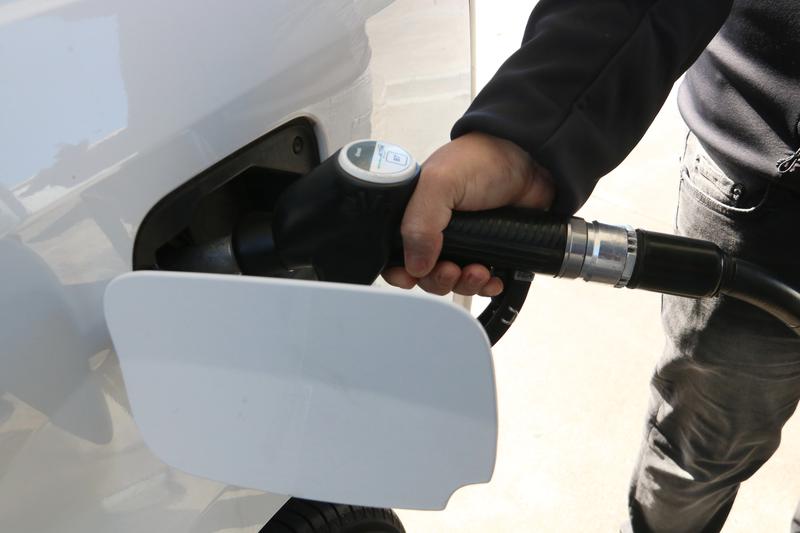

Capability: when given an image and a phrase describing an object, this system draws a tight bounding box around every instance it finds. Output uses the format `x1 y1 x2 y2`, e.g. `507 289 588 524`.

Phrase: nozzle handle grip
441 208 569 275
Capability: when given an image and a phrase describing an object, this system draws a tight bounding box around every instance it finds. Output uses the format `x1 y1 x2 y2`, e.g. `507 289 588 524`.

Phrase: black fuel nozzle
166 138 800 343
258 140 420 284
235 140 573 284
230 139 572 344
161 137 800 342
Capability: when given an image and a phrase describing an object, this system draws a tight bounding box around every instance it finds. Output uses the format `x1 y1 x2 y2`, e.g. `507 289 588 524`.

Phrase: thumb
400 175 455 278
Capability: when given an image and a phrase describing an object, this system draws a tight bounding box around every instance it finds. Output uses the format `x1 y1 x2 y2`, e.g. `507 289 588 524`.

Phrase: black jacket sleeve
451 0 733 215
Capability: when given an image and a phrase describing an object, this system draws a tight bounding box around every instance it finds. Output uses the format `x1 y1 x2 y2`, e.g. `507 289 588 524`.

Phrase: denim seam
681 175 770 218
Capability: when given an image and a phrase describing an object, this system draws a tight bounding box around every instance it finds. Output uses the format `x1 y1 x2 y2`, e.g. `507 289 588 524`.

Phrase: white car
1 1 494 532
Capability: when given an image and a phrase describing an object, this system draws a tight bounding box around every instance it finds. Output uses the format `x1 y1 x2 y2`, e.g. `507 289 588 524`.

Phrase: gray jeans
625 133 800 532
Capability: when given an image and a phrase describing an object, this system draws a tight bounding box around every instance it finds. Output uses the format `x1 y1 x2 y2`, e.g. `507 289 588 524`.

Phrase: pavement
395 1 800 531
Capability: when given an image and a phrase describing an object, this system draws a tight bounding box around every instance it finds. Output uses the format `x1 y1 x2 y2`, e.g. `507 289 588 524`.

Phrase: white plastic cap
338 140 419 184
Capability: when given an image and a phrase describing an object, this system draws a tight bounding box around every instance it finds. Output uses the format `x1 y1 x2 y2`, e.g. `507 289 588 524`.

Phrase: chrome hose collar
558 218 638 287
558 217 588 279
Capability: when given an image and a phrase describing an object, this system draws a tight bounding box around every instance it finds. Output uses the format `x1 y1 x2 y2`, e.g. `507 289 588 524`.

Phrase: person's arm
385 0 733 296
452 0 733 215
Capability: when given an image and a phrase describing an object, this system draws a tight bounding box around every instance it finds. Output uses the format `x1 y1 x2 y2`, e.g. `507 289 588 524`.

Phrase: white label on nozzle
370 142 411 174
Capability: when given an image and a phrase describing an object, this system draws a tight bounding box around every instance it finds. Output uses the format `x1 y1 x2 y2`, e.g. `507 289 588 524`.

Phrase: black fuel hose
626 230 730 298
719 259 800 335
446 215 800 340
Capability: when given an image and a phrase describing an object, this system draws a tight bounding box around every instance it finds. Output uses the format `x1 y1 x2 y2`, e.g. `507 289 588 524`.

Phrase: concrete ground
397 2 800 531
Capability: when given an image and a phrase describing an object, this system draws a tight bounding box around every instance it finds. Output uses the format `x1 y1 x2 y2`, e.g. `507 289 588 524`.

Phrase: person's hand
382 131 555 296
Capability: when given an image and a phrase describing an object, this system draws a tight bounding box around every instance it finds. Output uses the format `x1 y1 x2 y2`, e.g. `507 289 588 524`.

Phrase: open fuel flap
104 271 497 510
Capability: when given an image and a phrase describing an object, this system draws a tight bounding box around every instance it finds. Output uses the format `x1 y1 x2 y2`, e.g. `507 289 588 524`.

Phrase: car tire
260 498 405 533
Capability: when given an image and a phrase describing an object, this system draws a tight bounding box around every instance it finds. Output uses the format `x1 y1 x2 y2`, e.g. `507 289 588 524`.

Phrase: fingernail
406 253 428 277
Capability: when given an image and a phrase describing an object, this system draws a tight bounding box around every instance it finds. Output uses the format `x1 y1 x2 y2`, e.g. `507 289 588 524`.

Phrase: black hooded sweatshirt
452 1 800 215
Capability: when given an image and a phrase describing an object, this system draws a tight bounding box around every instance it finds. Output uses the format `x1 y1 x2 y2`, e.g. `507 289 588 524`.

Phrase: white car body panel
0 0 470 530
105 272 497 511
